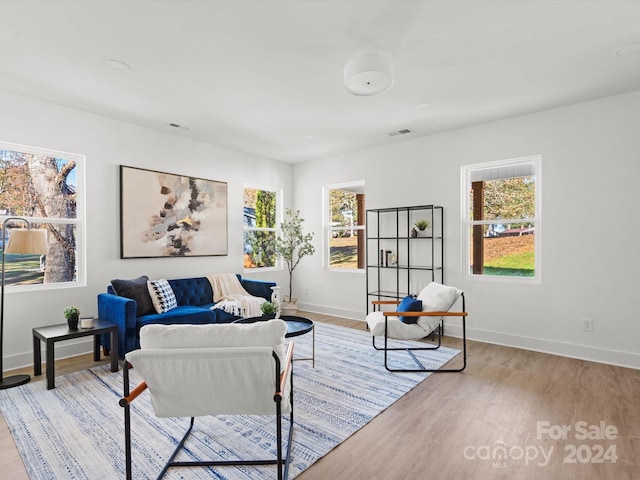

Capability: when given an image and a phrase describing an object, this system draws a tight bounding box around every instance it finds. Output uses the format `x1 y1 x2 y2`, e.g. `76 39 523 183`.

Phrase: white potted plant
414 219 431 237
274 209 315 315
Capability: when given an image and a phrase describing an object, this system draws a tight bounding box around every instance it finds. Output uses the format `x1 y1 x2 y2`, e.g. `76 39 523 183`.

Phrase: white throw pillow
147 279 178 313
417 282 460 311
416 282 461 333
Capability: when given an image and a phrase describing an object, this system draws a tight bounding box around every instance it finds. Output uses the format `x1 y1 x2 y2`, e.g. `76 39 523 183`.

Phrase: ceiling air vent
388 128 413 137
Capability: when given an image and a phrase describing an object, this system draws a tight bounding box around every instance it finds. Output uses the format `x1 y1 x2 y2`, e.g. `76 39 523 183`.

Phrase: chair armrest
119 381 148 407
382 311 468 317
242 278 277 301
278 342 294 397
98 293 138 357
372 300 401 305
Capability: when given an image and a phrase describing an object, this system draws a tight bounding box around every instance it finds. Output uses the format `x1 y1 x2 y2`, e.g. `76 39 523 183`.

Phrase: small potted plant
260 301 277 320
63 306 80 330
414 219 431 237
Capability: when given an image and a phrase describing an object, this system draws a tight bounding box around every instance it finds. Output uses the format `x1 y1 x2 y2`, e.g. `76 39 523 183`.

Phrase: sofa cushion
111 276 154 316
137 306 216 327
168 277 214 306
147 279 178 313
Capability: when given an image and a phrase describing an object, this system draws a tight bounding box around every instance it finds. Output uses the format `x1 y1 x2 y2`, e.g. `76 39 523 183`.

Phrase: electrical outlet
304 287 309 296
582 318 593 332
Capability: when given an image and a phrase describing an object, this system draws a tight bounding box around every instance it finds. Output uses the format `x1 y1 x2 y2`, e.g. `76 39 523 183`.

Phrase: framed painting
120 165 228 258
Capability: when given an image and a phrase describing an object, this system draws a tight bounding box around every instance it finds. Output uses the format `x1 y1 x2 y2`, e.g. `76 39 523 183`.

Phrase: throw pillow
111 275 155 316
417 282 459 311
147 279 178 314
396 295 422 324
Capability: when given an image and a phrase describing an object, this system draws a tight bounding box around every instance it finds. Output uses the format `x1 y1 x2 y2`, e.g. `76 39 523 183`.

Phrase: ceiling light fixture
344 54 393 96
103 59 131 71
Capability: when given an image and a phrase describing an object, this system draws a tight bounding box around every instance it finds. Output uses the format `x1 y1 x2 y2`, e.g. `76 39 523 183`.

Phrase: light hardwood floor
2 312 639 479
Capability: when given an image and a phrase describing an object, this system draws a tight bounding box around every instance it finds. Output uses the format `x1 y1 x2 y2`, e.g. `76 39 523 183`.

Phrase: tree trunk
27 156 76 283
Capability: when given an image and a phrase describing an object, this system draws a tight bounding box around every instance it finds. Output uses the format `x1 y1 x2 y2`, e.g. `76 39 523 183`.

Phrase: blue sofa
98 275 276 358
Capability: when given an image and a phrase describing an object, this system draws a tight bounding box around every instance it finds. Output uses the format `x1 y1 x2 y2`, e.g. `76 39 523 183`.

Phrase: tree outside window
326 182 365 270
0 143 84 287
463 156 540 281
243 186 279 269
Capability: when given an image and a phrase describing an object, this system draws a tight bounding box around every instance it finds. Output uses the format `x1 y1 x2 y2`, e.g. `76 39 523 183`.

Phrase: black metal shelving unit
366 205 444 314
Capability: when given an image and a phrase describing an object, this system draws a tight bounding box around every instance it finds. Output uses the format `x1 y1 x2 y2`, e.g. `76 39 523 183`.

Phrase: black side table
33 318 119 390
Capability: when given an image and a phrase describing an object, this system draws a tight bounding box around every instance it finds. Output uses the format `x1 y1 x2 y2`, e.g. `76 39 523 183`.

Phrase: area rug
0 322 460 479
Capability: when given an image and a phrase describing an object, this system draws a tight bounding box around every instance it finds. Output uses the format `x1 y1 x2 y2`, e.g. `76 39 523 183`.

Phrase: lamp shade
5 229 48 255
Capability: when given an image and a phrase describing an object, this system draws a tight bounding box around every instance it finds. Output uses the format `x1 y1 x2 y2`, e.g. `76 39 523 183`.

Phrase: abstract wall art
120 165 228 258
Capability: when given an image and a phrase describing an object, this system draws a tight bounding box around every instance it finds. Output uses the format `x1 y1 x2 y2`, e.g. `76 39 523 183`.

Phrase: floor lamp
0 217 48 390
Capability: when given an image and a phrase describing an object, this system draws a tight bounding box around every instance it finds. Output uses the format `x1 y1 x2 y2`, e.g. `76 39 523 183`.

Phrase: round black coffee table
234 315 315 367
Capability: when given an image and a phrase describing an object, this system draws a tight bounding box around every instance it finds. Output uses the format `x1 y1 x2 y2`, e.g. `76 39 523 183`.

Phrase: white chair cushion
366 311 428 340
126 346 288 417
417 282 460 310
416 282 461 333
139 320 288 367
129 320 292 418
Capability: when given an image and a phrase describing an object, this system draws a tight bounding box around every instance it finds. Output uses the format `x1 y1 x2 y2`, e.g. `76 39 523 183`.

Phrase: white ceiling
1 1 639 163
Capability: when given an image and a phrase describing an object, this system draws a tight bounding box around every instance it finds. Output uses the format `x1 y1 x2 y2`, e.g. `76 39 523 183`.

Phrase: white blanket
207 273 266 317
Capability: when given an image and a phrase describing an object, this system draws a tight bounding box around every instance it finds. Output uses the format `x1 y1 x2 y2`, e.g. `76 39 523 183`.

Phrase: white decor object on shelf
80 316 94 329
270 285 281 319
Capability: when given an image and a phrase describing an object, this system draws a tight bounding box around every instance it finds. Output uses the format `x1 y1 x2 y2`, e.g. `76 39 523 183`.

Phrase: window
325 181 365 270
243 185 280 269
0 141 85 289
462 156 541 281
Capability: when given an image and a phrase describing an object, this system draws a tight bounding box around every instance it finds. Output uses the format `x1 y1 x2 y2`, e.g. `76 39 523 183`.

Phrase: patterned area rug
0 322 460 479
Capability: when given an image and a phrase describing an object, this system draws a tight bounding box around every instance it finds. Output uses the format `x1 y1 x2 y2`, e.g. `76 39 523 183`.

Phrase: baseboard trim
6 338 95 372
443 324 640 370
296 302 364 321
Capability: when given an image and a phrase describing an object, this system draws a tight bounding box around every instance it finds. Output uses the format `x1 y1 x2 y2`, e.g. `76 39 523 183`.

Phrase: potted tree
274 209 315 315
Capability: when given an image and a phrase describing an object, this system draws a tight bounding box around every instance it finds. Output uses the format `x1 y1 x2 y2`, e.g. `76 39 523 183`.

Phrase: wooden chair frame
119 342 295 480
371 293 467 373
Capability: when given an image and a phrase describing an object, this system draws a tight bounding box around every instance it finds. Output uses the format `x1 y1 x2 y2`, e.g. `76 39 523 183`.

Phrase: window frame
323 181 365 272
242 183 282 272
461 155 541 283
0 140 86 292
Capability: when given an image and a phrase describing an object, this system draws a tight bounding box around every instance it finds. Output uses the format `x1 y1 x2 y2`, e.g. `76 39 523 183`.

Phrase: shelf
367 236 442 240
367 264 441 271
368 291 410 299
366 205 444 313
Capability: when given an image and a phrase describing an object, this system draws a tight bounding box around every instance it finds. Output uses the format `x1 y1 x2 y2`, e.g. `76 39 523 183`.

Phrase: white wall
3 87 638 371
0 90 292 369
294 90 640 369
